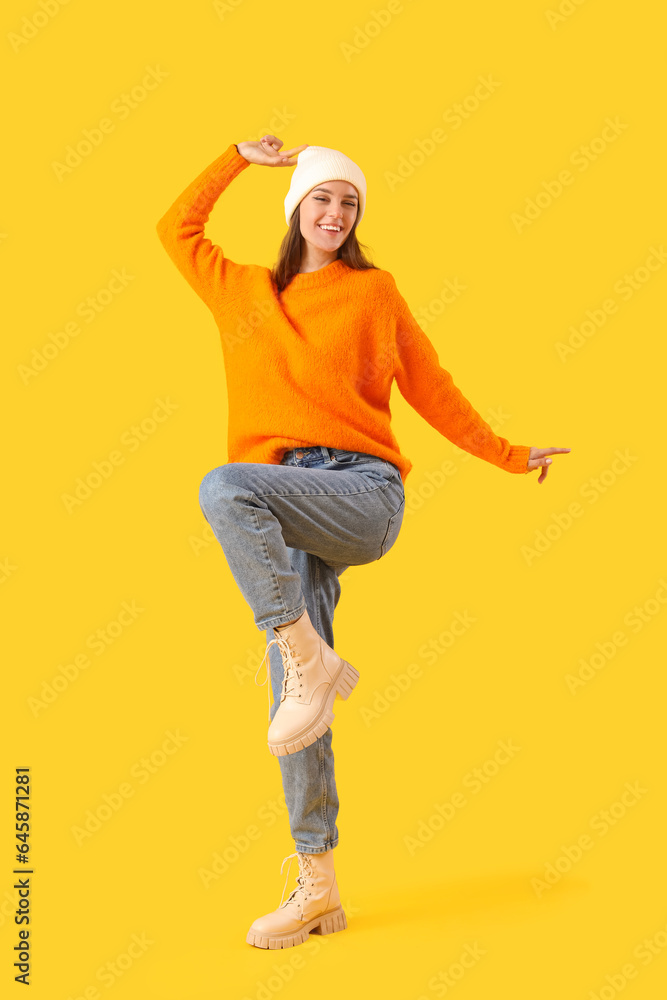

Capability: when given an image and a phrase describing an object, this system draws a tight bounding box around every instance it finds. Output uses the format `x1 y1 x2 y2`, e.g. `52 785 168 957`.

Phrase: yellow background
3 0 666 996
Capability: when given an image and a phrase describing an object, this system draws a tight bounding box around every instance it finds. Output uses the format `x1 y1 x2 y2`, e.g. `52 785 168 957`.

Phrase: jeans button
296 450 303 458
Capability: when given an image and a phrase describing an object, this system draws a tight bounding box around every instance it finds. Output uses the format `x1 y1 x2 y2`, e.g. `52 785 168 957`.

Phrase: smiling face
298 180 359 252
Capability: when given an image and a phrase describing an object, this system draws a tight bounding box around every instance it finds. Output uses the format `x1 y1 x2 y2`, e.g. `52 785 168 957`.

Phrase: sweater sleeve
389 275 531 474
156 143 251 310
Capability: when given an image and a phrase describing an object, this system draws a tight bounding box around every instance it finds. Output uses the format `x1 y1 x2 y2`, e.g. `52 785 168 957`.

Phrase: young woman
156 134 571 950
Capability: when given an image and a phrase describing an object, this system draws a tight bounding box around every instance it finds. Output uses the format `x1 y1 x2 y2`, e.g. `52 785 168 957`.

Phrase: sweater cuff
233 143 249 165
506 445 532 473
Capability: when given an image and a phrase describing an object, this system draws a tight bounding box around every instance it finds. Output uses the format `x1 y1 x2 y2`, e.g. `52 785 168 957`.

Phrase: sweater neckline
284 258 349 290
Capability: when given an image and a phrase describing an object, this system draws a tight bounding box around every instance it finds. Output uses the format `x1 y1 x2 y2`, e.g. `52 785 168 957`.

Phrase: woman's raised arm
155 143 250 310
155 137 307 311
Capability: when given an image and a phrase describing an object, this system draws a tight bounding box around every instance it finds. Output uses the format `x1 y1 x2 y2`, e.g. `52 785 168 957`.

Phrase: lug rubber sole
246 906 347 949
267 660 360 757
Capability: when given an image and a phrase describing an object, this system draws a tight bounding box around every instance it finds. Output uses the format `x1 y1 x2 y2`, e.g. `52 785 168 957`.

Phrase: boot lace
254 631 304 722
278 851 314 915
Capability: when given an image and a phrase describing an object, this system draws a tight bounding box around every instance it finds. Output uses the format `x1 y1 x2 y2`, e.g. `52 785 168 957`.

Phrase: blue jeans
197 445 405 854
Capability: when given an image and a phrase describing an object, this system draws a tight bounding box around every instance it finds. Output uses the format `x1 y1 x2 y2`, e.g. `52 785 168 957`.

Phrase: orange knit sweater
156 143 531 485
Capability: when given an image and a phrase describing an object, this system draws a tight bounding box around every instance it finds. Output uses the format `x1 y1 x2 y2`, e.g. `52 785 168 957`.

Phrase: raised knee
198 465 227 515
198 463 248 514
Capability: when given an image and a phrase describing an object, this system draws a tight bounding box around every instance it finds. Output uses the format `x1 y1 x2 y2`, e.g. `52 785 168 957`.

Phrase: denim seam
293 840 338 854
256 605 308 631
313 555 322 635
313 564 332 845
317 737 331 847
248 499 292 623
380 496 406 557
254 480 393 500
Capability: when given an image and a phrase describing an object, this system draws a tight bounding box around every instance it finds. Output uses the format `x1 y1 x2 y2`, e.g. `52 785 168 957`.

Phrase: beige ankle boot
256 607 360 757
246 849 347 949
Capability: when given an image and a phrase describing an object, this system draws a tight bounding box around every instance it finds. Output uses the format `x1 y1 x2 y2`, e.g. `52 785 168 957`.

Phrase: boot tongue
282 883 308 907
279 852 314 909
275 633 301 700
283 851 314 908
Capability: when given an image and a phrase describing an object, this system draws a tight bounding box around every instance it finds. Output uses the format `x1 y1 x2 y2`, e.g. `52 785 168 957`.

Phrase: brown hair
270 201 378 294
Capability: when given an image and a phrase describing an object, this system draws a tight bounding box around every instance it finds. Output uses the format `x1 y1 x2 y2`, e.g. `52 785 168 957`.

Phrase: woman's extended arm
389 274 571 480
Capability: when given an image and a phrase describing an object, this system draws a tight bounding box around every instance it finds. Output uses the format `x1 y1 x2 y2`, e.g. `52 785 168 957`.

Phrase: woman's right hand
236 136 308 166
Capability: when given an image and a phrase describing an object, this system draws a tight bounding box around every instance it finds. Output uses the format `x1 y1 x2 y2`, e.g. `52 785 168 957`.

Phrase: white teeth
319 225 341 231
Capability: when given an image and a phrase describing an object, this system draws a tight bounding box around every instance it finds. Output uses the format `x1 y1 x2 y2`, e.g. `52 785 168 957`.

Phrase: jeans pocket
380 496 405 557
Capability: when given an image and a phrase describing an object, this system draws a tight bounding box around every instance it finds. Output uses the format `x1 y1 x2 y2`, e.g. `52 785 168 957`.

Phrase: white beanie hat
284 145 366 226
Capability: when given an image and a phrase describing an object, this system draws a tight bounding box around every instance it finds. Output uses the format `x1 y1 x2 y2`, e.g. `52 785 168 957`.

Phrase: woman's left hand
526 447 571 483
